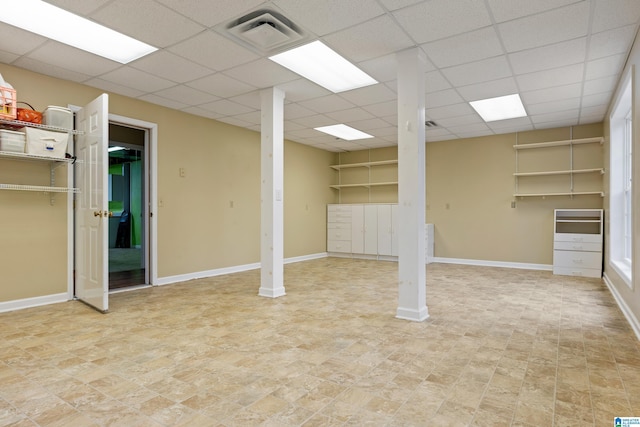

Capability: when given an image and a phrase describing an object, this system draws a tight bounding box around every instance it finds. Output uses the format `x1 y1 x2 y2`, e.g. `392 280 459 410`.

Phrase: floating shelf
0 183 79 193
329 159 398 170
513 136 603 150
0 151 74 163
514 191 604 198
330 181 398 189
513 168 604 177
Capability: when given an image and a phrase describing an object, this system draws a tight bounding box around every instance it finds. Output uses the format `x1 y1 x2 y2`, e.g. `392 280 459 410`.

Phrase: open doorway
108 123 146 289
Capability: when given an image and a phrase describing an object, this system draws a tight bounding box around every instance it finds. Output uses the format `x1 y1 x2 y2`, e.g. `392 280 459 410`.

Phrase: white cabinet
553 209 603 278
328 203 434 262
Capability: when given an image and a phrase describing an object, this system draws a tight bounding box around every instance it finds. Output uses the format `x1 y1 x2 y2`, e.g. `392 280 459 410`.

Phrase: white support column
259 87 286 298
396 48 429 321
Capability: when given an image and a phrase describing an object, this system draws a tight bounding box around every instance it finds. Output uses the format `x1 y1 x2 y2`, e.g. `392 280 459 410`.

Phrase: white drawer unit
552 209 603 278
327 204 352 254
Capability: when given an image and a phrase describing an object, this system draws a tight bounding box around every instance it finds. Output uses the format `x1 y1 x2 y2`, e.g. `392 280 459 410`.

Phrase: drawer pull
572 237 584 242
572 259 583 264
572 245 583 250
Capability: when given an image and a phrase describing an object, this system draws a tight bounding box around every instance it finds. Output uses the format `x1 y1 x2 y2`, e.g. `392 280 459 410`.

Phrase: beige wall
602 29 640 331
0 64 335 303
334 124 604 265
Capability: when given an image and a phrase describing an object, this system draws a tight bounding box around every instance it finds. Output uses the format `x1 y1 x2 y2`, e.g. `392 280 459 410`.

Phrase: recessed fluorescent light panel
269 41 377 93
1 0 157 63
469 94 527 122
315 124 373 140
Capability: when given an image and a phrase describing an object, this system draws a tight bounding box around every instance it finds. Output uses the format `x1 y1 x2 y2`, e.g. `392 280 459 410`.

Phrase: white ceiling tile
427 134 458 142
509 38 586 75
521 84 582 105
456 77 518 101
516 64 584 92
180 106 225 120
422 27 503 68
132 51 214 83
323 16 414 62
169 31 259 72
583 76 618 96
425 71 452 93
44 0 110 15
228 91 262 109
425 89 464 108
85 78 146 98
325 108 375 122
284 103 317 120
588 25 637 60
0 24 47 56
155 0 266 27
434 114 484 128
581 92 612 108
138 93 189 110
286 128 324 139
441 56 512 87
298 94 356 114
216 116 254 128
284 121 306 133
351 118 395 131
19 41 121 77
585 54 626 80
230 111 262 125
581 104 608 117
592 0 640 33
377 0 423 11
276 79 331 103
225 58 300 88
393 0 492 44
13 57 91 83
368 126 398 137
486 116 533 130
498 2 590 52
99 66 176 92
272 0 385 36
448 122 491 134
198 99 255 116
151 85 220 106
486 0 581 23
0 51 19 64
426 103 476 120
357 54 399 84
454 129 494 138
187 73 256 99
530 109 580 124
362 100 397 117
426 127 456 138
338 85 397 106
290 114 336 128
526 98 581 115
90 0 204 48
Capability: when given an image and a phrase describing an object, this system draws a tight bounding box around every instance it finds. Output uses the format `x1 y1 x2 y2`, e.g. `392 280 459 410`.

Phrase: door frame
66 112 158 298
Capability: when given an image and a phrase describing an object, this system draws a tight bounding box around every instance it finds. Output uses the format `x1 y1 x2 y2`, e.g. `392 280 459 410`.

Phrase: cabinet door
391 204 399 256
377 205 393 256
351 205 364 254
363 205 378 255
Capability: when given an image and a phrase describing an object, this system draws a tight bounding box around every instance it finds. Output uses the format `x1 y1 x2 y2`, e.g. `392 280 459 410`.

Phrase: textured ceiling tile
441 56 512 87
585 54 626 80
169 31 260 72
323 16 414 63
589 25 637 60
272 0 385 36
377 0 423 10
425 71 452 93
224 58 300 88
99 66 176 93
276 79 331 103
84 77 146 98
12 56 91 83
393 0 492 44
592 0 640 33
425 89 464 108
338 85 397 107
357 54 400 84
298 95 356 114
526 98 581 115
155 0 266 27
42 0 110 15
426 102 476 120
581 92 612 108
362 100 397 117
422 27 503 68
284 103 317 120
583 76 618 96
198 99 255 116
530 109 579 124
187 73 256 99
508 38 586 75
456 77 518 101
498 2 590 52
486 0 581 23
90 0 204 48
132 51 214 84
21 41 121 76
0 24 47 56
521 83 582 105
138 93 189 110
149 85 220 106
325 107 375 122
516 64 584 92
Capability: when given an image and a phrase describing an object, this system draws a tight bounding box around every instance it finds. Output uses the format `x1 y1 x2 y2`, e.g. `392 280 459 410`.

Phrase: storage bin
43 106 72 130
0 86 17 120
22 127 68 158
0 129 26 153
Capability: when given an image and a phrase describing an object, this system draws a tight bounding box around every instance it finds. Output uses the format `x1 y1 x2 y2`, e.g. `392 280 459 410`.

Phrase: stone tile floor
1 258 639 426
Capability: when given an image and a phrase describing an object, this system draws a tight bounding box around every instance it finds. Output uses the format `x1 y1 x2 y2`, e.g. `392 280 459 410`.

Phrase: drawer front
328 240 351 253
553 266 601 278
327 222 351 231
553 241 601 252
554 233 602 244
328 205 352 214
553 250 602 269
328 212 352 223
328 229 351 241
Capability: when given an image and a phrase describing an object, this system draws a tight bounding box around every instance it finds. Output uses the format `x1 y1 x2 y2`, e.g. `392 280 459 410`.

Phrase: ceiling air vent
425 120 438 127
223 9 307 54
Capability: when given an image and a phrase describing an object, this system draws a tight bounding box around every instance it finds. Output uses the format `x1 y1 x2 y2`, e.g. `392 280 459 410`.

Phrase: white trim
0 293 69 314
432 257 552 271
610 260 633 288
157 252 328 286
603 273 640 341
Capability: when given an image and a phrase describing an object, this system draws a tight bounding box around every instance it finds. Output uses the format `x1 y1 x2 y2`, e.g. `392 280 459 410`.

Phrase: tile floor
1 258 639 426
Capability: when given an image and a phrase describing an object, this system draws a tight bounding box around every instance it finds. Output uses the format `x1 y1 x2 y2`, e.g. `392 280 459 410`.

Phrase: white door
351 205 364 254
75 94 109 312
377 205 392 256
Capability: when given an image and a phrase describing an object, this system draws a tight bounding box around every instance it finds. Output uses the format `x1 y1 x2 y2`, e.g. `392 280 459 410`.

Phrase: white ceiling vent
221 9 308 55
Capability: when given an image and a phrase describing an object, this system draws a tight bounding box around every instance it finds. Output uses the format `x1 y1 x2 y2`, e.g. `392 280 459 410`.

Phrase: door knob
94 211 102 217
105 211 113 218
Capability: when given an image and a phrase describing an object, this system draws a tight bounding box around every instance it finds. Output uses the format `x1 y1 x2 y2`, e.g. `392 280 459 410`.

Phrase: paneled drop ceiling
1 0 639 152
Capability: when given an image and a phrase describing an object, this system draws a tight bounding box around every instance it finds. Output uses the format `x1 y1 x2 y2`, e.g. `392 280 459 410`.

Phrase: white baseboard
432 257 552 271
603 273 640 341
156 252 328 286
0 293 68 314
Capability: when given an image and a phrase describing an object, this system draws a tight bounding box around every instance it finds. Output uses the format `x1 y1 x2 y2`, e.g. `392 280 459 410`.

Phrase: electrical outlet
179 167 186 177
